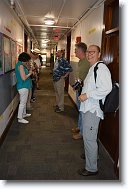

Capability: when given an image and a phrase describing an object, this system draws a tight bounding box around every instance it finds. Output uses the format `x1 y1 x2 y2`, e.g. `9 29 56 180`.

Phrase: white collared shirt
80 62 112 119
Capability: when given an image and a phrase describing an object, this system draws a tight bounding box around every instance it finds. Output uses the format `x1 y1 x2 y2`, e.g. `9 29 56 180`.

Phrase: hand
73 88 76 92
29 69 33 75
78 93 88 102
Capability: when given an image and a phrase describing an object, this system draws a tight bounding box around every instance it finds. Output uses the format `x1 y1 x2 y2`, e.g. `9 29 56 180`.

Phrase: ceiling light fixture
44 18 55 25
41 39 49 43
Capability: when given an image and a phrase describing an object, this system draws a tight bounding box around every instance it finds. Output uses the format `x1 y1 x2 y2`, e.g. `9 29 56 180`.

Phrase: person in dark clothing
50 53 54 74
39 54 43 66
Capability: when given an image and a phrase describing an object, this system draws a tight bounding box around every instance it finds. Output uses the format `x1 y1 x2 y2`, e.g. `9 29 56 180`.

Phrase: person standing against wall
15 52 32 124
53 50 72 113
33 53 41 90
78 45 112 176
30 52 39 102
72 42 90 140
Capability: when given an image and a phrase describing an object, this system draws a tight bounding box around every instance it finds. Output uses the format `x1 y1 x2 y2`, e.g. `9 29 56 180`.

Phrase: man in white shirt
34 54 41 73
78 45 112 176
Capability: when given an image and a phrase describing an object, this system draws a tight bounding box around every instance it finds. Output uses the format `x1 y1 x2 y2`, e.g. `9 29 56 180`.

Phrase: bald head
86 45 101 65
89 45 100 53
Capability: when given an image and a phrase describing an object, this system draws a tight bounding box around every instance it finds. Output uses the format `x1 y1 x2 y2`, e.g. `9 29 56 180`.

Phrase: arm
61 71 70 78
60 59 73 76
78 93 88 102
19 65 32 81
79 60 90 81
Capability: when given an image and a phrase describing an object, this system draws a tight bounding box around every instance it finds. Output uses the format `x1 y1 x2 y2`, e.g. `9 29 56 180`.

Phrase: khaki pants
53 78 64 110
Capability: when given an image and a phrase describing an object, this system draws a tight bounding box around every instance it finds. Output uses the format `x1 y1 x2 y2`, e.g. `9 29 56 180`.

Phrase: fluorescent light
33 48 40 53
44 18 55 25
44 39 49 42
41 39 49 44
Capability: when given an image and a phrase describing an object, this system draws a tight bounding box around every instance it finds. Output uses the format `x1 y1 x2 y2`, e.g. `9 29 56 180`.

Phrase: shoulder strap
94 61 104 83
94 61 104 110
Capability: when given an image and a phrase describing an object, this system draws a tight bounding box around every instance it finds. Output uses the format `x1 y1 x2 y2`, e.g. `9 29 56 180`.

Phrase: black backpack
94 62 119 113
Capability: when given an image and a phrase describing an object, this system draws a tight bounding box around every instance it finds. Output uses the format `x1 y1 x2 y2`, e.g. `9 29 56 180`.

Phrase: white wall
69 2 104 103
41 49 51 66
57 39 67 51
70 3 104 63
0 0 24 46
0 1 24 136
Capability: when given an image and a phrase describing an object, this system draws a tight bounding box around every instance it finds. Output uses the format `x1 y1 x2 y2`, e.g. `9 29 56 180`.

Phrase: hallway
0 67 117 180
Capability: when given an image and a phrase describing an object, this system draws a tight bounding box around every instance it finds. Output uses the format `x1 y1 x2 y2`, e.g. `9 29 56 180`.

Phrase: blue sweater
53 58 73 81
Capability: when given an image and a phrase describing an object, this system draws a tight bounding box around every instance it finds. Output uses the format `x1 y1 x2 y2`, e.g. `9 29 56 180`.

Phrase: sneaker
18 118 29 124
30 99 36 103
77 168 98 176
55 107 64 113
23 114 31 118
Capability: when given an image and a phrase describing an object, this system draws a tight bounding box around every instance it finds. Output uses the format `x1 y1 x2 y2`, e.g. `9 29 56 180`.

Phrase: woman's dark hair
18 52 31 62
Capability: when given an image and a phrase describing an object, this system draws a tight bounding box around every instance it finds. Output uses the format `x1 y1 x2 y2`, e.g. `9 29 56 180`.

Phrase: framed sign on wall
3 35 12 72
11 40 16 69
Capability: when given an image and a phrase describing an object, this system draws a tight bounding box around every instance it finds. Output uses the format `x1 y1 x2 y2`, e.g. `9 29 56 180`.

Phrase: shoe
72 133 82 140
71 127 80 133
78 168 98 176
23 114 31 118
30 99 36 103
18 118 29 124
55 107 64 113
80 153 85 159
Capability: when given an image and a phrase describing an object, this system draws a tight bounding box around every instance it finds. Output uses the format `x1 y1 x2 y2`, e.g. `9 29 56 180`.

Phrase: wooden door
99 0 119 177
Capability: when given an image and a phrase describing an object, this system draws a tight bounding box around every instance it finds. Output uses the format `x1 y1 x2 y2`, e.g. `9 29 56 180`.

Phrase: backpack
94 62 119 113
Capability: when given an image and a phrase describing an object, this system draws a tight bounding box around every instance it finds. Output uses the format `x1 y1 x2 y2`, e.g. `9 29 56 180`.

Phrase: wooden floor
0 67 117 180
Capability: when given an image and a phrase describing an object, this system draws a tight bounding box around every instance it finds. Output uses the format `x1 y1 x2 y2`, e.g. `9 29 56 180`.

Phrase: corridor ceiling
14 0 102 50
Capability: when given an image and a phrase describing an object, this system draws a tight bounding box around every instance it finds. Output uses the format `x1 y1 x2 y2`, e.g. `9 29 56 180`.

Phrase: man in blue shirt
53 50 72 112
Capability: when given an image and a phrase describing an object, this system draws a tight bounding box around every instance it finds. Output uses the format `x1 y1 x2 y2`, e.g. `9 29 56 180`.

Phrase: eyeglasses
86 51 98 55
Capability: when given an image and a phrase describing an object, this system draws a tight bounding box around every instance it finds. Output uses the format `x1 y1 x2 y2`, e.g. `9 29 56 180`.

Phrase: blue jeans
76 91 83 135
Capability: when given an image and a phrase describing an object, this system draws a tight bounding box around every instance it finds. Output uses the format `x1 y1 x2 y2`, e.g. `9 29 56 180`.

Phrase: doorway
65 32 71 92
41 54 47 66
